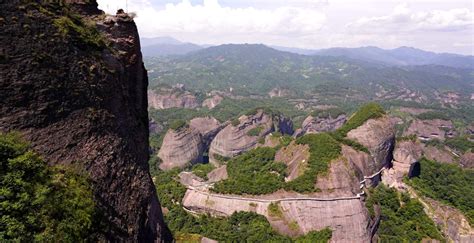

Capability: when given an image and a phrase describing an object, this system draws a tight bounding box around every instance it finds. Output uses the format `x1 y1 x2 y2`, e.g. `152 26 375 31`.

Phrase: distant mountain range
145 44 473 108
141 37 473 69
140 37 203 56
311 46 474 69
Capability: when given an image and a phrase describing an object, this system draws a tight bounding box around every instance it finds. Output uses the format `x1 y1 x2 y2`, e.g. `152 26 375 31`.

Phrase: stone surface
189 116 226 148
383 140 423 189
460 152 474 168
207 165 228 183
274 142 310 181
182 190 371 242
294 114 347 137
158 127 204 170
202 95 223 109
404 119 454 141
421 144 456 164
0 1 170 241
148 88 199 109
347 116 396 174
208 110 293 165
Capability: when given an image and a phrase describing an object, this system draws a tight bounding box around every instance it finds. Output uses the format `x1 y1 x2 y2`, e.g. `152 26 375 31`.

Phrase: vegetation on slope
191 163 215 180
366 185 444 242
151 166 332 242
407 158 474 225
329 102 385 153
0 133 96 241
445 137 474 153
212 147 287 195
284 133 341 193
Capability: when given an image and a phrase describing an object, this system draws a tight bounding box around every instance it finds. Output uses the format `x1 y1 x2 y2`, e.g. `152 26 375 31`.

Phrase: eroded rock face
207 165 228 183
383 141 423 188
274 142 310 181
0 1 170 241
347 116 396 173
420 196 474 242
294 114 346 137
460 152 474 168
189 117 225 148
148 88 199 109
158 127 204 170
208 110 293 165
404 119 454 141
182 190 371 242
421 144 456 164
202 95 223 109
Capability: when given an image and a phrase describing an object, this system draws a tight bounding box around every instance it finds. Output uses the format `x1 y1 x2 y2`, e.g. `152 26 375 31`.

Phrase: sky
97 0 474 55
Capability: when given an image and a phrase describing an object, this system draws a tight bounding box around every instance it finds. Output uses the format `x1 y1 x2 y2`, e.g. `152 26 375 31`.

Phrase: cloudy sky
97 0 473 55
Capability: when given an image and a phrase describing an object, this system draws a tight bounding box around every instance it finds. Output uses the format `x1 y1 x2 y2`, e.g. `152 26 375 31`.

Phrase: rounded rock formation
158 127 204 170
208 110 293 165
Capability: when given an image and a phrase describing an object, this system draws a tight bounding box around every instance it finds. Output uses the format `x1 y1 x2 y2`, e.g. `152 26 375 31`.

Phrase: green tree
0 133 96 241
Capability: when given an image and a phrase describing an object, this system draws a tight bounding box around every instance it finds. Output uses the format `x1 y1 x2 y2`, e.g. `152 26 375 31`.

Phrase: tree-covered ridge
366 185 444 242
407 158 474 226
0 133 97 241
145 44 474 100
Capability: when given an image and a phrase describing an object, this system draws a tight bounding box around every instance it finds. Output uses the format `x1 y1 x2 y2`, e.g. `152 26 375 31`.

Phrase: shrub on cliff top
53 10 106 50
169 119 188 130
0 133 96 242
336 102 385 137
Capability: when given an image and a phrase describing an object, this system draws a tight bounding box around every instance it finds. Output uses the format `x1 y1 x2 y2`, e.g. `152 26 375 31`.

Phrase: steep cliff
208 110 293 165
158 127 204 170
0 1 170 241
294 114 347 137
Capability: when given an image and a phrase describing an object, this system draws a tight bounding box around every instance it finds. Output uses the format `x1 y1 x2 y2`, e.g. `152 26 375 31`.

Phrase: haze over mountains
141 36 474 69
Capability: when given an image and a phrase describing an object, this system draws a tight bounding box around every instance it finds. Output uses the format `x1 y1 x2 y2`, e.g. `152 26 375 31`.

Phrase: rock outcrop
148 88 199 109
202 95 223 109
158 127 204 170
274 142 310 181
0 1 170 241
182 190 371 242
404 119 454 141
347 116 396 175
383 140 423 188
294 114 346 137
189 117 225 148
208 110 293 165
460 152 474 168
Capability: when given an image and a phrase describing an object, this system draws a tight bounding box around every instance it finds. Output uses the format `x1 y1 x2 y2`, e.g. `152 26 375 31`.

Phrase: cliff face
0 1 170 241
208 110 293 165
158 127 204 170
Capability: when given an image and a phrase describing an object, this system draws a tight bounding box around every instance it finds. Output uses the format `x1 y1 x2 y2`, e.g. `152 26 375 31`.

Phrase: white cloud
98 0 326 38
346 3 473 33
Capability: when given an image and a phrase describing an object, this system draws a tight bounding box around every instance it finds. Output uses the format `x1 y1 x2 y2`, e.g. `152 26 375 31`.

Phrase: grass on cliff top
366 184 444 242
0 132 97 242
328 102 385 153
53 9 106 50
407 158 474 226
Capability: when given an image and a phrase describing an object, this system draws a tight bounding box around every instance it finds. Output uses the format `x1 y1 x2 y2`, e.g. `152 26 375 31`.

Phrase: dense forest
0 133 97 241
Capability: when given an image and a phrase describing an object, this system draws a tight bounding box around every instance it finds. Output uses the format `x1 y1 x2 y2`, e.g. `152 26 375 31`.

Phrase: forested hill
145 44 473 103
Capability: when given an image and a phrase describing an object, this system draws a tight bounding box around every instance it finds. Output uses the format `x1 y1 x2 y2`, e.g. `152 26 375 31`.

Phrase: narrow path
184 167 386 203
